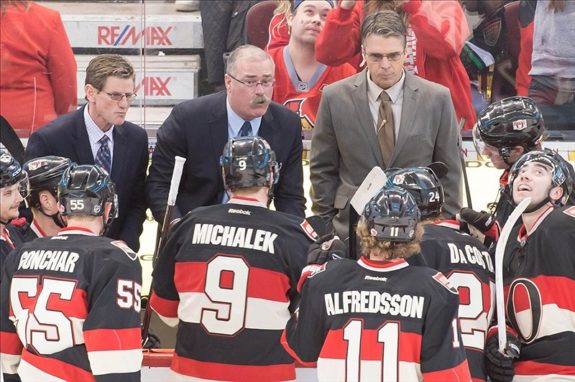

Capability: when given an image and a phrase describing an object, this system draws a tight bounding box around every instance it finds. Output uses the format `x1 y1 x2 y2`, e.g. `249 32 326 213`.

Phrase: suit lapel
73 106 96 165
111 125 127 180
391 73 419 165
352 70 384 166
258 110 276 149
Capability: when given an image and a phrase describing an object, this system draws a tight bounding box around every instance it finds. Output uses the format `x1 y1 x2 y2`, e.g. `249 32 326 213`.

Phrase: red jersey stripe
149 291 178 318
171 353 295 381
0 331 23 354
84 327 141 351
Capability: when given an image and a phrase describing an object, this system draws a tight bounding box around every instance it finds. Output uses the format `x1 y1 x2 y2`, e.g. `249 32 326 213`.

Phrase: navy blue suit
146 91 306 222
25 106 148 251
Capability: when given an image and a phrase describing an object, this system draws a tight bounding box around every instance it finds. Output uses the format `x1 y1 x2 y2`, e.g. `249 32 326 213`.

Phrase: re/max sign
134 77 172 96
98 26 173 46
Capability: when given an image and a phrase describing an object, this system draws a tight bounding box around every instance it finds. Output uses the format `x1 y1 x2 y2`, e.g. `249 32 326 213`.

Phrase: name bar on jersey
18 250 80 273
192 224 278 254
325 291 424 319
448 243 494 272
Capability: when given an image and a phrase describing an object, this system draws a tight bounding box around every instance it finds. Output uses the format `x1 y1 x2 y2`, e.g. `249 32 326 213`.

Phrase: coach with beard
147 45 306 222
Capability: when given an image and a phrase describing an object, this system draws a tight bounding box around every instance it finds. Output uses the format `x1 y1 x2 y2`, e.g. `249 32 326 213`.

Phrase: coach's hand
485 327 521 382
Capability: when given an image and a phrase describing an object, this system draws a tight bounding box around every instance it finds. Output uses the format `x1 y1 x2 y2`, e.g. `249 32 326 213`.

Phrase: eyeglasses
364 51 405 63
227 73 275 88
101 91 137 102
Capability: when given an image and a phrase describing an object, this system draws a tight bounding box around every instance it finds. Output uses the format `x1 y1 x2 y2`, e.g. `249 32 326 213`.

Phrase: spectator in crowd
0 164 142 382
484 149 575 381
269 0 475 130
0 150 28 272
268 0 355 136
0 0 77 137
150 137 315 381
268 0 292 50
517 0 575 130
310 10 463 238
282 186 471 381
147 45 306 223
25 54 148 252
200 0 266 91
8 156 72 246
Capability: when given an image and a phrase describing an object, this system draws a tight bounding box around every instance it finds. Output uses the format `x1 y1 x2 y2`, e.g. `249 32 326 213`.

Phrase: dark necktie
377 91 395 167
239 121 253 137
95 135 112 174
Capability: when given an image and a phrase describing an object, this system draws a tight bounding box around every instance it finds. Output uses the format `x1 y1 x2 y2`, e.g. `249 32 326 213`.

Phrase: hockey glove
307 236 347 264
485 326 521 382
458 208 500 245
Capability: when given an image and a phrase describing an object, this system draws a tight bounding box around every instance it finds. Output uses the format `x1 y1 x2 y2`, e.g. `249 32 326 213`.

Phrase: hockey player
0 150 28 272
484 149 575 382
461 96 546 242
386 166 495 381
0 164 142 382
8 156 72 245
149 136 316 381
282 186 472 381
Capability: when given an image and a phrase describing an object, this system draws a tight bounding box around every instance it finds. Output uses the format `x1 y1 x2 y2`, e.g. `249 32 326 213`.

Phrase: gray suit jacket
310 69 463 237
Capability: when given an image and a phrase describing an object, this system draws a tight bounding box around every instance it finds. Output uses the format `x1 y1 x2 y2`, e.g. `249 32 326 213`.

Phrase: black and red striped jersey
150 197 315 381
0 227 142 382
503 205 575 380
282 256 472 382
411 220 495 381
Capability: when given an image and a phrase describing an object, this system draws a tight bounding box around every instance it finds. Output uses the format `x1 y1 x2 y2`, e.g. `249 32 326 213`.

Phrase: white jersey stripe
17 359 67 382
178 292 290 330
515 375 575 382
515 304 575 341
1 353 20 375
317 358 422 382
88 349 143 375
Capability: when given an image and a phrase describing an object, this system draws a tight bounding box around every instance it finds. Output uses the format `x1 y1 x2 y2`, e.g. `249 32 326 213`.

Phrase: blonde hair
271 0 293 37
357 221 423 260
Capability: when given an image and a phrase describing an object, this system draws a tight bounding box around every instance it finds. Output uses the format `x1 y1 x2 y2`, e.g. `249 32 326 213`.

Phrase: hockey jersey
502 206 575 380
0 227 142 382
282 256 472 382
7 220 44 249
268 47 355 135
150 197 315 381
413 220 495 382
0 226 15 281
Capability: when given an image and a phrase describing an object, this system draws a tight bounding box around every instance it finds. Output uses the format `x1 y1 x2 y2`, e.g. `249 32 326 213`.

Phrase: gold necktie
377 90 395 167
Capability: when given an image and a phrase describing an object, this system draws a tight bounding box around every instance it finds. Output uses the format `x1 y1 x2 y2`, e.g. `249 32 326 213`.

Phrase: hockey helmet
473 97 545 163
0 149 29 197
362 185 421 242
220 136 280 191
58 164 118 222
509 148 574 207
24 156 72 210
385 166 444 218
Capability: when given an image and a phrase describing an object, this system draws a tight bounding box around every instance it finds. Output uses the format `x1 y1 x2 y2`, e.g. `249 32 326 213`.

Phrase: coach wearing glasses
146 45 306 222
311 10 463 237
25 54 148 251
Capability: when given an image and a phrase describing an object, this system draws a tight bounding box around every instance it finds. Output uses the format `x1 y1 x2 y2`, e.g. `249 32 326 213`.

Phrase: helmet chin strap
38 207 66 228
523 196 551 213
499 147 515 167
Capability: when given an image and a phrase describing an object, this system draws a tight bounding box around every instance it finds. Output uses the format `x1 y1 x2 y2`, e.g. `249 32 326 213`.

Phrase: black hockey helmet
220 136 280 191
0 149 29 197
509 149 574 208
362 185 421 242
24 156 73 210
385 166 444 218
58 164 118 222
473 96 545 164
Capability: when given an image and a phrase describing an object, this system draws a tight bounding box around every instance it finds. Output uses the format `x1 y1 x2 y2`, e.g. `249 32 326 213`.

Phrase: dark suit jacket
146 91 306 222
25 106 148 251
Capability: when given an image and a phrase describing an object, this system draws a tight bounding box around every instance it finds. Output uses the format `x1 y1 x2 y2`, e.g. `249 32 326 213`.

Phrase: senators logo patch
300 220 319 241
111 240 138 260
432 272 458 294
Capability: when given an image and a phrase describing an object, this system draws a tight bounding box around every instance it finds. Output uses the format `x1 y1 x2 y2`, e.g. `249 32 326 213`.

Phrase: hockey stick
495 196 530 352
141 156 186 346
458 118 473 209
0 115 25 164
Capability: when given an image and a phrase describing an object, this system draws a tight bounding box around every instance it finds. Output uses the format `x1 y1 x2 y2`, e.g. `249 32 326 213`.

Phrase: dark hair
85 54 135 91
361 10 406 47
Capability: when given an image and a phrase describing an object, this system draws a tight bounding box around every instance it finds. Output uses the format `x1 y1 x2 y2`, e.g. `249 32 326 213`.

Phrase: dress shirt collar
366 69 406 104
84 105 114 146
226 98 262 138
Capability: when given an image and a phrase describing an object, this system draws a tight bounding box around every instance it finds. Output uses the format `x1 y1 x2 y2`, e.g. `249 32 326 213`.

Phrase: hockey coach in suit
25 54 148 252
146 45 306 222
